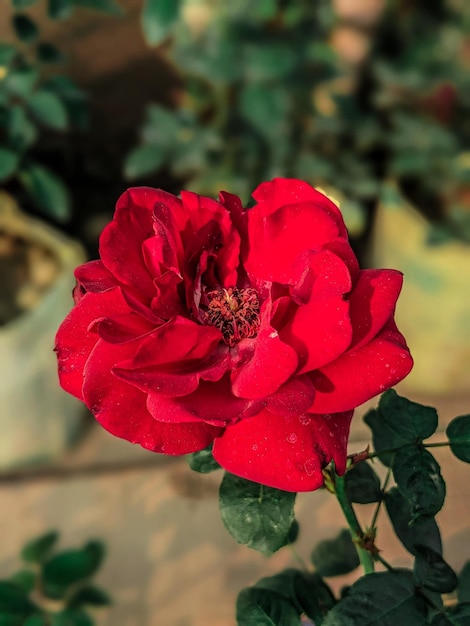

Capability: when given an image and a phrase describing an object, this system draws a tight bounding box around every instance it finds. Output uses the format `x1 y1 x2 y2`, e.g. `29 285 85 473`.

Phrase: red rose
55 178 412 492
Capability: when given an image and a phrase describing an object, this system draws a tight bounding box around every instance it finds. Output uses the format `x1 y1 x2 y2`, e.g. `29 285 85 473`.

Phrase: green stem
335 474 375 575
369 463 393 532
365 440 451 461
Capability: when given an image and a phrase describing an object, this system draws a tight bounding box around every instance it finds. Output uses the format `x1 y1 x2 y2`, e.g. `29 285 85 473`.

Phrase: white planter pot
0 193 86 469
370 184 470 396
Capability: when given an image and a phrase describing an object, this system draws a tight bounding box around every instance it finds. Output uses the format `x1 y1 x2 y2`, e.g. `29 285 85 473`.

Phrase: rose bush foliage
55 178 412 491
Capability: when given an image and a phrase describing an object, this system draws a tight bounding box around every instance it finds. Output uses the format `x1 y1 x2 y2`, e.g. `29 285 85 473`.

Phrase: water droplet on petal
286 433 298 444
252 443 258 452
299 415 312 426
303 458 317 477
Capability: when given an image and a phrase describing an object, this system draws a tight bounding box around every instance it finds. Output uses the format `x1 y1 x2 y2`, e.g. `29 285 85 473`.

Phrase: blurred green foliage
0 531 110 626
127 0 469 242
0 0 120 221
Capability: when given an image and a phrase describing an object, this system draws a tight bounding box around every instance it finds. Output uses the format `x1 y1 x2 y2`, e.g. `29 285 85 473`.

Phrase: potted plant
0 0 119 469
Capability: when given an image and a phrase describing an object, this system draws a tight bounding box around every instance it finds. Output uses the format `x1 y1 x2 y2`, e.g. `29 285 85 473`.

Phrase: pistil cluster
205 287 261 347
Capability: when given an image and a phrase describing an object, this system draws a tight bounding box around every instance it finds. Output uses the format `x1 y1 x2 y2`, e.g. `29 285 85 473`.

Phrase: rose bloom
55 178 412 491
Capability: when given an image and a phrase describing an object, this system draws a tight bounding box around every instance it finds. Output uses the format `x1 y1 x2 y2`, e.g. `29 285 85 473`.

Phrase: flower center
205 287 260 347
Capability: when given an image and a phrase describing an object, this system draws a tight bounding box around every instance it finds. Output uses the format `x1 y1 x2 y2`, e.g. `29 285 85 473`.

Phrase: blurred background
0 0 469 624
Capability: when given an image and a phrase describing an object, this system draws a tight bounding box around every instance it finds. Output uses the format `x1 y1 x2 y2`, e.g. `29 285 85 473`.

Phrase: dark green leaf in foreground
50 609 93 626
236 587 300 626
141 0 181 46
0 582 36 618
458 562 470 603
0 616 25 626
344 461 382 504
12 15 39 43
384 487 442 556
311 529 360 577
364 390 438 466
22 531 59 564
219 472 296 554
188 445 221 474
8 570 36 594
23 616 49 626
68 585 111 607
414 544 457 593
42 541 105 599
322 570 426 626
431 603 470 625
447 415 470 463
255 569 336 625
393 446 445 522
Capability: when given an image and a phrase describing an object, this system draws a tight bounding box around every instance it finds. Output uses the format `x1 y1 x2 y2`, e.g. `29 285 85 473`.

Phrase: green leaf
392 446 446 523
446 415 470 463
7 105 38 151
36 43 65 64
311 529 360 577
72 0 122 15
141 0 180 46
0 582 36 618
23 616 48 626
431 603 470 625
4 67 38 98
322 570 426 626
27 90 68 130
286 520 299 545
140 104 180 146
414 544 457 593
0 149 20 182
13 0 38 8
43 541 105 599
68 585 110 607
236 587 300 626
12 15 39 43
48 0 73 19
384 487 442 556
219 472 296 555
0 616 24 626
243 43 297 82
239 84 290 141
123 144 168 180
365 391 438 466
19 163 71 221
344 462 381 504
50 609 93 626
188 445 221 474
0 45 17 66
458 562 470 603
22 531 59 563
8 570 36 594
255 569 335 624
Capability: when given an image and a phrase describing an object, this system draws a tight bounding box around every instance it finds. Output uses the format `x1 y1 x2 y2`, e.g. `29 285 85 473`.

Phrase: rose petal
212 408 354 492
73 261 117 303
309 323 413 413
147 375 262 426
265 375 316 416
349 269 403 350
231 325 298 400
280 296 352 373
100 188 177 298
55 288 132 400
245 201 343 283
83 339 221 453
251 178 348 237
